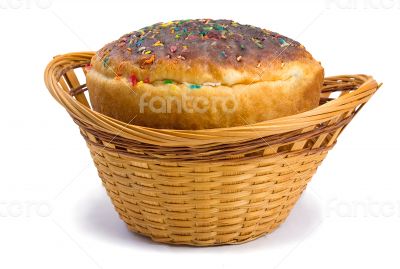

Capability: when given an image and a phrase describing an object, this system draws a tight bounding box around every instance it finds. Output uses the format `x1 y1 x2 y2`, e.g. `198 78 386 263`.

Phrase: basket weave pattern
45 52 379 246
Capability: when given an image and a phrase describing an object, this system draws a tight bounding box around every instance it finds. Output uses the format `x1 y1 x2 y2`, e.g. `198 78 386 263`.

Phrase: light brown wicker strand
44 52 381 246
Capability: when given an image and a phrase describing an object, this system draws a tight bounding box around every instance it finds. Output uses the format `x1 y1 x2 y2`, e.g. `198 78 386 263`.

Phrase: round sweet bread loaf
87 19 324 130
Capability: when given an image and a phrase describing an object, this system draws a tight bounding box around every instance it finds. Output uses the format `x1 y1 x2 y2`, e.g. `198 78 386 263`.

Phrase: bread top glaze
91 19 319 87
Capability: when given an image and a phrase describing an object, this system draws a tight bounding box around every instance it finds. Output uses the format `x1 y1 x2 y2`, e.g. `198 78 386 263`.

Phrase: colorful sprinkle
102 56 109 67
278 38 290 47
153 40 164 47
186 35 198 41
161 21 173 28
220 30 227 38
137 46 146 53
135 39 143 47
214 24 225 31
143 55 155 65
163 79 173 84
236 55 242 62
220 51 227 58
189 84 201 89
177 55 186 60
144 77 150 83
252 38 264 49
203 82 221 87
130 74 138 86
170 45 177 53
144 50 152 54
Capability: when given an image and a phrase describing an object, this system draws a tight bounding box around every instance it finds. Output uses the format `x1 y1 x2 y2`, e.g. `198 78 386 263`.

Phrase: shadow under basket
45 52 381 246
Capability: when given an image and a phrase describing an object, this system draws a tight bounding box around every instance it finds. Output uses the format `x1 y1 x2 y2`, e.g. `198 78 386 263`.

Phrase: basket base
124 217 284 246
105 185 305 246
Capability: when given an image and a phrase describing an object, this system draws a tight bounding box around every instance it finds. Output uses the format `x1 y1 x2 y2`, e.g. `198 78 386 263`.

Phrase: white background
1 0 399 268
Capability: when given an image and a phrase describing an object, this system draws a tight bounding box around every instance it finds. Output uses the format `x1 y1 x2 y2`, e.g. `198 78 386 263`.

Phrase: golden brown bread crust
87 19 324 129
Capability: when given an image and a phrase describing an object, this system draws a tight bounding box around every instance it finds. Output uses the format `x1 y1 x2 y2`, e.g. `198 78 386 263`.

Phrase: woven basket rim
44 52 380 147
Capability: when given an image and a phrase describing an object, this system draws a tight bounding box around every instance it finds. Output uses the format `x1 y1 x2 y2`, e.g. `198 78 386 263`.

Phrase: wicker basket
44 52 380 246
